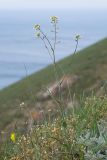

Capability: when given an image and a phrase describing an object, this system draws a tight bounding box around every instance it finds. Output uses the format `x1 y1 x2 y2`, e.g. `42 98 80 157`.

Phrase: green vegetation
0 37 107 159
0 16 107 159
0 38 107 130
1 96 107 159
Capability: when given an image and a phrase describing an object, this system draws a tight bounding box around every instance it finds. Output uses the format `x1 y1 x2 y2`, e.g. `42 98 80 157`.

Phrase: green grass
0 38 107 130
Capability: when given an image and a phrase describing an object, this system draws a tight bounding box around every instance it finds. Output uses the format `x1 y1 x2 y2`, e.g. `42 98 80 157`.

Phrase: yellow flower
50 16 58 23
10 132 16 143
34 24 40 30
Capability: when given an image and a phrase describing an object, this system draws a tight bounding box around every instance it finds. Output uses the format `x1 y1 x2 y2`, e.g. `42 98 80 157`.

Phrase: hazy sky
0 0 107 10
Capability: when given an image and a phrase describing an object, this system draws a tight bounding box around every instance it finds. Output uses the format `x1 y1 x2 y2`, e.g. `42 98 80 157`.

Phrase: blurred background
0 0 107 88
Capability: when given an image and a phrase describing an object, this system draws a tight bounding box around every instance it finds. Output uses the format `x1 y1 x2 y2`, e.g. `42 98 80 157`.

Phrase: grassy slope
0 38 107 129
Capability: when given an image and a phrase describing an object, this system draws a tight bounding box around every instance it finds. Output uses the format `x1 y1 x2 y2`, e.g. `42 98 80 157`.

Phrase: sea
0 9 107 89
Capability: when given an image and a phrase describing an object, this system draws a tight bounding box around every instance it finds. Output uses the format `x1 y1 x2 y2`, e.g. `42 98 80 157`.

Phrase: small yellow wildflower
50 16 58 23
10 132 16 143
34 24 40 30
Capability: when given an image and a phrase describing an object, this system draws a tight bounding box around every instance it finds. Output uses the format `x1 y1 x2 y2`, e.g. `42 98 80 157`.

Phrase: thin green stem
74 39 79 54
40 29 54 53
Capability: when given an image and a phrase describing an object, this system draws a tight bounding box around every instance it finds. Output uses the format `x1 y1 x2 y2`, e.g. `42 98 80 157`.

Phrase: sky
0 0 107 10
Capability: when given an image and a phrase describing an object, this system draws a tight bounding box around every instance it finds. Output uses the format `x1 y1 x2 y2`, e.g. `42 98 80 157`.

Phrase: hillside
0 38 107 132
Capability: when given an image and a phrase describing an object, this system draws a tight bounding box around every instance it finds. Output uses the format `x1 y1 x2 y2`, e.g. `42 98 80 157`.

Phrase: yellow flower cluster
50 16 58 23
34 24 40 30
10 132 16 143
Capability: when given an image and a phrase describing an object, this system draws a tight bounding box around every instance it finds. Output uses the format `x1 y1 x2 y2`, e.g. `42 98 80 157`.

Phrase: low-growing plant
1 96 107 160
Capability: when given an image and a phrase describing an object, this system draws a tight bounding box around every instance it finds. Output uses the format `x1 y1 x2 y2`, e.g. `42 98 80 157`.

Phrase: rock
37 74 80 100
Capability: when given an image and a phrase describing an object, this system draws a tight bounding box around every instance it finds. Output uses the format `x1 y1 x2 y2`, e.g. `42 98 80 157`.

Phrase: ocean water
0 9 107 89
